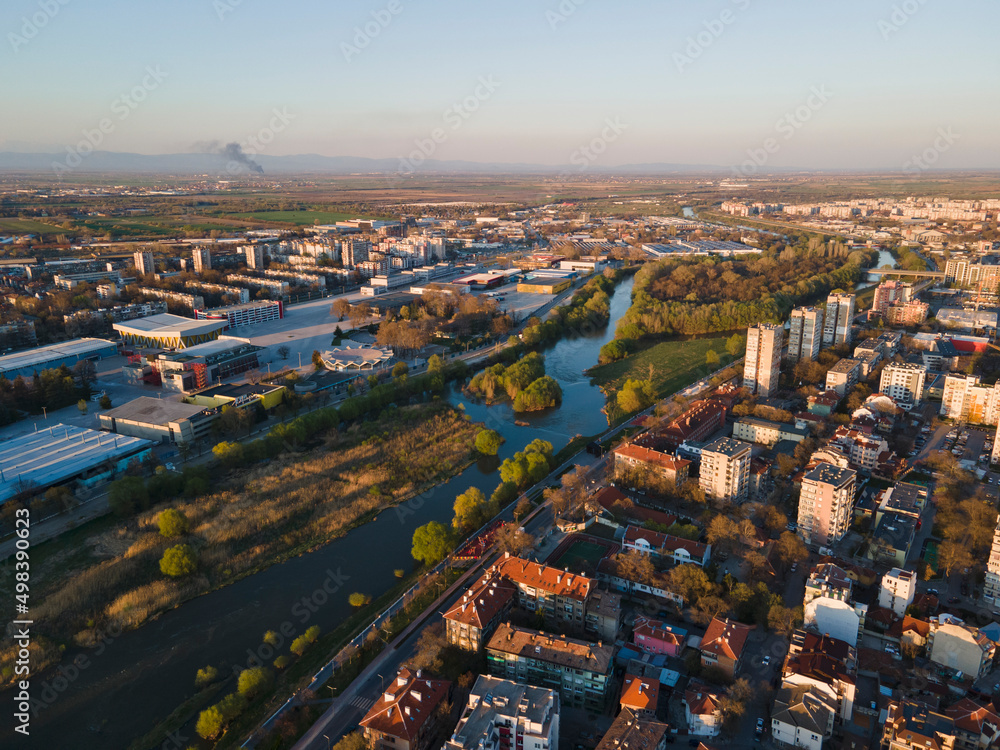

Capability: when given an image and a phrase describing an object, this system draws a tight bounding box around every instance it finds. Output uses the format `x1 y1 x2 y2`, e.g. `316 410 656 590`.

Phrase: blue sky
3 0 999 169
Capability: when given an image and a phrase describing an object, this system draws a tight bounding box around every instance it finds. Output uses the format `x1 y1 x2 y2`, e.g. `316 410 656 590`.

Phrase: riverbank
0 402 479 688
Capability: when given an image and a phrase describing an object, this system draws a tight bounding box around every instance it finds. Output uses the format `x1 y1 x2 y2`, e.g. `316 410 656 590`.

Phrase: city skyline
3 0 1000 171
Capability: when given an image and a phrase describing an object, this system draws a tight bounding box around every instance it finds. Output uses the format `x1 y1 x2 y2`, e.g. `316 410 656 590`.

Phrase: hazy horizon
4 0 1000 171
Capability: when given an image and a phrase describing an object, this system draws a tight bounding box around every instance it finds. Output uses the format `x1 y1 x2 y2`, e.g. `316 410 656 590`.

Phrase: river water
22 278 635 750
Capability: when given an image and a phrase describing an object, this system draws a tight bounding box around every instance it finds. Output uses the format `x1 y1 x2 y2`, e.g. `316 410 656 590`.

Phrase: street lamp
377 672 386 692
323 733 332 750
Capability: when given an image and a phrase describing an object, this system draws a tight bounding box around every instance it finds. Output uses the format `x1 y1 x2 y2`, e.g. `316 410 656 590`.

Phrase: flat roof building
113 313 227 350
98 396 216 445
0 338 119 379
445 676 559 750
0 423 152 504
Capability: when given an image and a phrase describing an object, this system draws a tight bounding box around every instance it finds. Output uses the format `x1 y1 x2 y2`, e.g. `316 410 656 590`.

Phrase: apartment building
596 708 668 750
927 617 996 679
789 307 824 362
881 701 956 750
733 416 810 447
770 685 836 750
243 244 265 269
940 374 1000 425
783 631 857 722
797 463 857 548
612 443 691 490
879 568 917 617
360 668 452 750
743 323 782 397
885 300 930 327
699 437 752 505
486 623 613 712
443 572 516 652
872 280 908 316
192 246 212 273
825 358 862 398
879 362 928 409
823 293 855 347
133 250 155 276
444 676 559 750
656 399 727 449
984 516 1000 609
226 274 289 294
944 254 1000 289
943 698 1000 750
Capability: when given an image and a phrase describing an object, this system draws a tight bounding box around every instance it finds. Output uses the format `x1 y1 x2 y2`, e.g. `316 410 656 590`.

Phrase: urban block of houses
623 525 711 567
485 623 613 712
360 668 452 750
444 675 559 750
594 558 684 607
943 697 1000 750
881 701 957 750
632 616 687 657
783 631 857 722
699 617 753 679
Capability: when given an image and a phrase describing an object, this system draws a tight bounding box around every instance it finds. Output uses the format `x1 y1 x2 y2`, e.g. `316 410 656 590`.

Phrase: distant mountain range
0 150 726 175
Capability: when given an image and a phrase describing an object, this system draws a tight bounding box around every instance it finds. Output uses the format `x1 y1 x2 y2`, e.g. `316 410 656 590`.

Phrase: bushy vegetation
0 360 99 426
474 428 504 455
159 544 198 578
520 269 624 347
157 508 189 538
498 439 555 490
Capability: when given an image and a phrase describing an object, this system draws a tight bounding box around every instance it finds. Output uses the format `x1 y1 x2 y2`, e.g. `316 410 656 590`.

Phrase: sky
3 0 1000 171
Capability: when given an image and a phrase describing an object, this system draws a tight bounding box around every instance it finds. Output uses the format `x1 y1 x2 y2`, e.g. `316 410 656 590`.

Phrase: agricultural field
0 217 68 234
227 209 382 225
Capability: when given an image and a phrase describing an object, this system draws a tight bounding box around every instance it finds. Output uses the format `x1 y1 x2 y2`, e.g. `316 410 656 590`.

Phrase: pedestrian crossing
348 695 375 711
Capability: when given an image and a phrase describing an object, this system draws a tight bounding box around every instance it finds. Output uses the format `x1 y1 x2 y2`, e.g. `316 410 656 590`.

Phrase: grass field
0 218 68 234
555 540 608 569
588 333 736 414
229 210 384 225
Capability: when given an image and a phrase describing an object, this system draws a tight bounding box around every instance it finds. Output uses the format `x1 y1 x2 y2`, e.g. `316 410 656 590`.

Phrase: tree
196 706 225 740
668 564 716 604
349 302 373 328
775 531 808 568
719 677 753 731
263 631 280 647
277 344 291 360
411 521 452 565
392 361 409 378
159 544 198 578
77 398 87 414
212 440 245 468
707 515 740 556
312 350 325 370
726 333 746 358
195 665 219 688
475 428 503 456
768 604 802 638
157 508 189 537
706 349 720 367
691 595 730 626
453 487 488 531
616 378 656 414
938 539 974 577
291 625 320 656
109 476 147 517
349 592 371 607
331 298 351 320
237 667 273 699
493 524 534 556
410 621 447 673
333 732 369 750
514 497 532 521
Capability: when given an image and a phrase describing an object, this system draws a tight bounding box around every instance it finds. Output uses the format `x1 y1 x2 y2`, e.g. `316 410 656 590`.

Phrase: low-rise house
619 675 660 716
444 675 559 750
700 617 752 679
360 668 452 750
632 616 686 657
486 623 613 712
683 680 722 737
770 684 836 750
595 558 684 607
596 708 668 750
623 525 711 567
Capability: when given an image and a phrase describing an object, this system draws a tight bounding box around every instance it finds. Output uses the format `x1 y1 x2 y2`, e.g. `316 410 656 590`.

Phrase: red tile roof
633 617 686 648
614 443 691 473
495 555 593 601
442 572 515 629
360 668 450 743
683 680 721 716
624 525 708 559
592 486 677 527
701 617 752 662
620 675 660 712
944 697 1000 736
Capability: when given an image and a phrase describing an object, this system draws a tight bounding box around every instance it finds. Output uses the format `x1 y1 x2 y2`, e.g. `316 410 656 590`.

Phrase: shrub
348 592 371 607
217 692 247 721
157 508 189 538
159 544 197 578
273 654 291 670
99 394 112 409
109 476 147 517
237 667 273 699
263 630 280 647
195 665 219 688
394 569 405 578
411 521 452 566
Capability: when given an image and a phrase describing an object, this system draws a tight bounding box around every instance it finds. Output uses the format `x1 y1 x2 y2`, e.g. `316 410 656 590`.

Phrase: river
21 277 635 750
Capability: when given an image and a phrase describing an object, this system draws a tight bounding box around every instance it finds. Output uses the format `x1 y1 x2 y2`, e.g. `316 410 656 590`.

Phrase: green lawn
0 218 69 234
229 210 385 226
589 334 735 405
555 540 608 569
